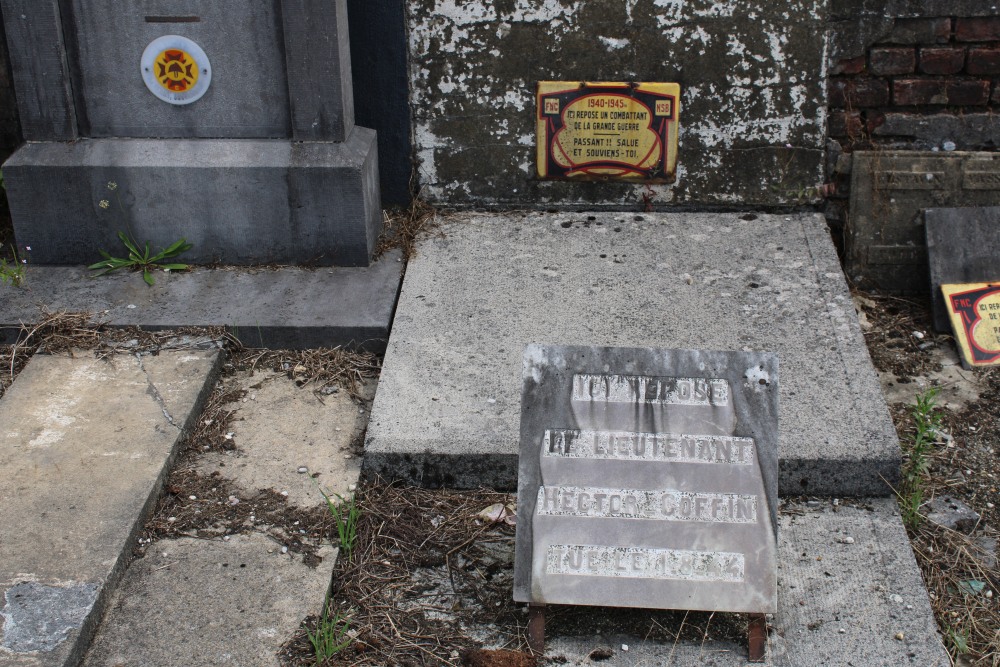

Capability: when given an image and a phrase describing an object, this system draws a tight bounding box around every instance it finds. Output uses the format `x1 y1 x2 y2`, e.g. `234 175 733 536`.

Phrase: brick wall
826 14 1000 245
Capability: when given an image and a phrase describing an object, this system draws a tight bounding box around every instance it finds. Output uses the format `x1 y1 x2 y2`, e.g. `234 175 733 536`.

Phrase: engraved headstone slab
513 345 778 614
847 151 1000 293
926 207 1000 332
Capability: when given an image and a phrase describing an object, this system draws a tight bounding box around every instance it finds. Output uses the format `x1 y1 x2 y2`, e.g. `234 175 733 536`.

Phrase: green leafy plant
944 622 970 655
899 387 944 530
316 483 361 557
306 596 352 665
89 231 192 286
89 180 192 286
0 245 26 287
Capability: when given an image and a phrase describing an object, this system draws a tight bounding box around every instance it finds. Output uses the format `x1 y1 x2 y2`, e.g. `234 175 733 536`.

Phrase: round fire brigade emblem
141 35 212 105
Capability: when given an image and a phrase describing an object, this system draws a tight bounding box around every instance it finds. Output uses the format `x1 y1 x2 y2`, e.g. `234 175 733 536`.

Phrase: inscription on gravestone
847 151 1000 293
514 345 778 617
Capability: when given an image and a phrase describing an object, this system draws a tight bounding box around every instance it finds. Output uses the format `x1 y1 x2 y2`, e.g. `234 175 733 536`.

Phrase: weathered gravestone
926 207 1000 332
0 0 380 266
846 151 1000 293
514 345 778 659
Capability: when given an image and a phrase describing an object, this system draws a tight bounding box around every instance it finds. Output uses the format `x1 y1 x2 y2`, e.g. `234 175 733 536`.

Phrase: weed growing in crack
307 596 352 664
944 622 971 657
89 231 192 286
899 387 944 530
316 482 360 558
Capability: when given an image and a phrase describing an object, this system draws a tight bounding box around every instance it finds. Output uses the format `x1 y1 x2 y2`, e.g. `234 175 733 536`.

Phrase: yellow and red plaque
942 282 1000 367
141 35 212 105
537 82 680 182
154 49 199 92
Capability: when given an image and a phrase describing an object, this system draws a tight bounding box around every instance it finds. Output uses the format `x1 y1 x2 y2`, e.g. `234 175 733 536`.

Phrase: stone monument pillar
0 0 381 266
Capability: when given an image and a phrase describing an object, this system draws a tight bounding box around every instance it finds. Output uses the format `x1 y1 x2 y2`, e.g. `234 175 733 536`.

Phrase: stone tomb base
2 129 381 267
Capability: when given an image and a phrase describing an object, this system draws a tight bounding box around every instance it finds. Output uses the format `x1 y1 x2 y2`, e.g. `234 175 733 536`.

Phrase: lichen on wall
407 0 828 207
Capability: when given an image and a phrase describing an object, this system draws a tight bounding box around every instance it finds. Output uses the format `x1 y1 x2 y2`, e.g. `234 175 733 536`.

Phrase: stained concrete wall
406 0 829 208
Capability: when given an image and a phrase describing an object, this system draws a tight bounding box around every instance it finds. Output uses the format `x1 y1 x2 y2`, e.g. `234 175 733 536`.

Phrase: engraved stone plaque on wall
513 345 778 615
846 151 1000 293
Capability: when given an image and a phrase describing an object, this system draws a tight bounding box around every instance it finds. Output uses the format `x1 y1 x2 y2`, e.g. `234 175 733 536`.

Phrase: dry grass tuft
375 196 442 261
232 347 380 401
2 310 104 397
910 522 999 665
281 481 521 666
0 308 236 398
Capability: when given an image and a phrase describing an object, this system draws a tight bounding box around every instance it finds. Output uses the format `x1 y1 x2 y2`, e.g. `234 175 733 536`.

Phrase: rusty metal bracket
527 603 546 655
748 613 767 662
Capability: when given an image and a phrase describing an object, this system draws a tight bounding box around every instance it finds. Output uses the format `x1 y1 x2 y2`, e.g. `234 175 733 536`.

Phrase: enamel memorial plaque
942 282 1000 367
513 345 778 616
536 82 680 182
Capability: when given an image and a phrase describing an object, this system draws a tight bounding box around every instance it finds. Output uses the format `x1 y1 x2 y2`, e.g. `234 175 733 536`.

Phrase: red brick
947 79 991 105
828 110 863 138
887 17 951 44
967 48 1000 75
993 82 1000 105
870 47 915 75
893 79 946 105
866 111 886 134
831 56 866 76
893 79 990 106
919 47 966 75
828 78 890 108
956 17 1000 42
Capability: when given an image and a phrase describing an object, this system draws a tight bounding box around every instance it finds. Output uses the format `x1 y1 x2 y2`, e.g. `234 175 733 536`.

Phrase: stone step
0 251 404 352
0 349 221 666
364 212 899 496
536 498 948 666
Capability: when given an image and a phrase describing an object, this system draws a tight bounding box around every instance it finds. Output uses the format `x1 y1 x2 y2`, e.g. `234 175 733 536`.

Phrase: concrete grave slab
365 212 899 496
926 206 1000 332
81 534 335 667
846 151 1000 293
0 350 221 667
0 252 403 352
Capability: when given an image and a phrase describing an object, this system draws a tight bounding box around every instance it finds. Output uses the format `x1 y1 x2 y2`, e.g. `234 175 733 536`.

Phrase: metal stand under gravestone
527 607 766 661
1 0 380 267
515 345 779 663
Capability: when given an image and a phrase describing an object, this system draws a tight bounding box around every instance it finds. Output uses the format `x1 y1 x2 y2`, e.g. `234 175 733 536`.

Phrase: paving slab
0 350 221 666
0 251 404 351
196 371 373 508
364 212 898 496
524 499 948 666
81 534 335 667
